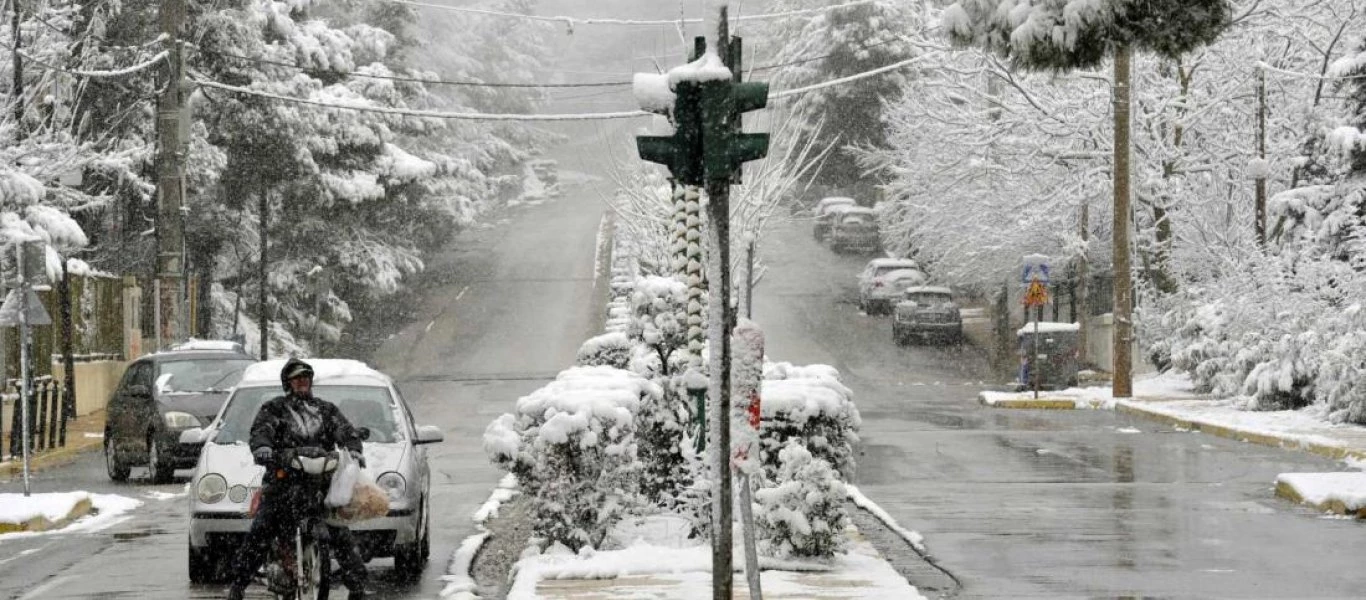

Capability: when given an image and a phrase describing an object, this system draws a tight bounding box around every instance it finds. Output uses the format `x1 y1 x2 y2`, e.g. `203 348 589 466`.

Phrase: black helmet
280 358 315 391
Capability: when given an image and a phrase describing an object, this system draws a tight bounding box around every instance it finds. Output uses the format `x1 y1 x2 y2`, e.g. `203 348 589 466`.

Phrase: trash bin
1016 322 1081 390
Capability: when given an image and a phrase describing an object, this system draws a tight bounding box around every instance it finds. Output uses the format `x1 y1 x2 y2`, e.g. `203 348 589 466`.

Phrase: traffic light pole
705 174 734 600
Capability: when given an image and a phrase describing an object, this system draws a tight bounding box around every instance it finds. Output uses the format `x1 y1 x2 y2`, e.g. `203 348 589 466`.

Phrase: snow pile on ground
1275 472 1366 513
440 474 518 599
484 366 660 551
0 492 141 537
979 370 1203 408
505 527 927 600
0 492 91 526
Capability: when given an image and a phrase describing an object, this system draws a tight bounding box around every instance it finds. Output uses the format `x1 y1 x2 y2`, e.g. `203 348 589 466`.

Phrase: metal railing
3 376 69 461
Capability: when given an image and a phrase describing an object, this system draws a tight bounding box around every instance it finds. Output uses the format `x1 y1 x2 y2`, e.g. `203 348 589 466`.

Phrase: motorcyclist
226 358 369 600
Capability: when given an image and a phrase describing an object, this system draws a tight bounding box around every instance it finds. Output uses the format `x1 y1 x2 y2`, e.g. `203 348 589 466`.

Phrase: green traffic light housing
636 81 704 186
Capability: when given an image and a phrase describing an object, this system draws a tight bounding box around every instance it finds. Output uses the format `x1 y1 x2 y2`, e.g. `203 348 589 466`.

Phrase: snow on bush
753 442 848 560
760 364 861 480
483 366 660 551
626 275 689 377
576 332 633 370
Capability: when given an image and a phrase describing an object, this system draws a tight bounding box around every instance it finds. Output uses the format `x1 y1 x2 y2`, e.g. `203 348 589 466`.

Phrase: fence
1 376 69 461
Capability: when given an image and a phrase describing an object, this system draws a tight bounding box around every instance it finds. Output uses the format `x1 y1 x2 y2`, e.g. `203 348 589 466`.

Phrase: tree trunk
1077 200 1090 367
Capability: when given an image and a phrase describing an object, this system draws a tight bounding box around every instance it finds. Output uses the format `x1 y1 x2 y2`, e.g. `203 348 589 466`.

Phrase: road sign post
1022 255 1051 400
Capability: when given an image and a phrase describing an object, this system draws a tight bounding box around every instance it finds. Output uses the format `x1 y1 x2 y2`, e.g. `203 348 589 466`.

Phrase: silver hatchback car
182 359 443 583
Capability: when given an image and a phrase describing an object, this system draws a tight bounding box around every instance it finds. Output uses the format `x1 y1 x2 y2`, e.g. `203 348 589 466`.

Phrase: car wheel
148 433 175 484
105 433 130 482
188 544 223 584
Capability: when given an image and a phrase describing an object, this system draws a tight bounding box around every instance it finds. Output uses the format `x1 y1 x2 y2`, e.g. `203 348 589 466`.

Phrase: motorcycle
253 446 340 600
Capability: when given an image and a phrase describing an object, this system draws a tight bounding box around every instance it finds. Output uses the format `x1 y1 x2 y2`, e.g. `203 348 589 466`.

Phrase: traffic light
637 81 704 186
701 80 770 183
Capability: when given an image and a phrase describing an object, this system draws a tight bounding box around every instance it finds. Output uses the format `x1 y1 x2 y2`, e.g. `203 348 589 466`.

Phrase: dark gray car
103 341 255 483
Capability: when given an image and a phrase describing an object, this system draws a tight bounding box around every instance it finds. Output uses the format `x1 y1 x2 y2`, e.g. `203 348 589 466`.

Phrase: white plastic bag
325 449 360 508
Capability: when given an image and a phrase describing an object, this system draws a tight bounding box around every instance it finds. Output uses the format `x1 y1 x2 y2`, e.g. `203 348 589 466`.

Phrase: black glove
349 450 366 469
252 446 274 466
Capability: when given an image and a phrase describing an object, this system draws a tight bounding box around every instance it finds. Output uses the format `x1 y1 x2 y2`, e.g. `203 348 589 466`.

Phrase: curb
977 391 1366 464
1273 478 1365 518
1 437 104 480
978 395 1102 410
1112 403 1366 464
0 495 94 534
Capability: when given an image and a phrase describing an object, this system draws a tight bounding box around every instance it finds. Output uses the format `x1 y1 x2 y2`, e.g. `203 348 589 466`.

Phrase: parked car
893 286 963 345
859 269 927 315
857 258 922 306
811 197 857 241
104 340 256 483
828 206 881 253
184 359 444 583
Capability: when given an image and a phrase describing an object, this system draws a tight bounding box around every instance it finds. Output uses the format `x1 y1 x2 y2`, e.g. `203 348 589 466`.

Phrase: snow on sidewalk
0 491 141 536
515 528 927 600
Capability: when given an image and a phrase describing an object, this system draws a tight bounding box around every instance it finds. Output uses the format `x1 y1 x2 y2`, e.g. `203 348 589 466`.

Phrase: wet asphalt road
753 217 1366 598
6 3 1366 599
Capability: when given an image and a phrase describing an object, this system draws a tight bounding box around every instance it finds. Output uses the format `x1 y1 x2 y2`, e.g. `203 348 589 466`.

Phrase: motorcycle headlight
197 474 228 504
376 472 407 501
164 411 201 429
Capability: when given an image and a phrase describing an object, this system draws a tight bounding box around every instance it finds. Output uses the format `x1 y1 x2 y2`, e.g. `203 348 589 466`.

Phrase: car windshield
905 292 953 306
157 359 254 394
213 385 404 444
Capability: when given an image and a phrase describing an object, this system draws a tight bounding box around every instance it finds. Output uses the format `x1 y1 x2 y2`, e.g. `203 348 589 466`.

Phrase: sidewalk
0 409 106 479
979 372 1366 517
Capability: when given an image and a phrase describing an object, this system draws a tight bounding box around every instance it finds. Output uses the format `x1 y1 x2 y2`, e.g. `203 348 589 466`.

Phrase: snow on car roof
880 269 926 281
868 258 919 268
170 339 246 353
840 206 877 215
817 197 856 207
904 286 953 295
1017 322 1081 335
237 358 390 388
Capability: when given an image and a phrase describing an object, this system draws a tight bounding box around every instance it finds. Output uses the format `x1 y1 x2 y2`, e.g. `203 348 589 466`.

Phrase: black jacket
249 393 363 470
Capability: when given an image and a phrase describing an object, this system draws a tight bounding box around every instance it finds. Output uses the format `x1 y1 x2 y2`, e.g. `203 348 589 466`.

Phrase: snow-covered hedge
576 332 633 370
750 362 861 559
760 363 861 479
754 442 849 559
484 366 661 551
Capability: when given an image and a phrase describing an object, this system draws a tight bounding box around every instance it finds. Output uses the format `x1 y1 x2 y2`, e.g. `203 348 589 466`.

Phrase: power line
1257 61 1364 81
190 52 930 119
16 49 168 79
768 55 926 100
191 77 653 121
198 48 635 88
373 0 876 28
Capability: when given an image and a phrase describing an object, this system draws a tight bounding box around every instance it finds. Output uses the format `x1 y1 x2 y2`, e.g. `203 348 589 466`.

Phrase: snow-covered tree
759 0 919 196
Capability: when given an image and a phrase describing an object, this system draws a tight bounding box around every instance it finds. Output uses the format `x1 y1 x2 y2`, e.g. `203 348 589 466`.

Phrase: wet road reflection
753 217 1366 599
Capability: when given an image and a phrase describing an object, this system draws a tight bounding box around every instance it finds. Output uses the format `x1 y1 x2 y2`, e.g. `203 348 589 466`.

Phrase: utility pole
1255 64 1267 245
155 0 188 347
17 244 33 496
258 185 268 360
1112 46 1133 398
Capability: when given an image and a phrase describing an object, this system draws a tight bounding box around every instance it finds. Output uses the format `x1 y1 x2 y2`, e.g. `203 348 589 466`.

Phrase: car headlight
228 484 249 504
164 411 201 429
376 472 407 501
197 474 228 504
